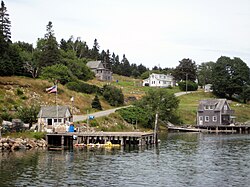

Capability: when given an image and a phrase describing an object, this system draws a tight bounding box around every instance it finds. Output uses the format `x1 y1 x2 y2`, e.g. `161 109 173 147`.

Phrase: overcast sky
7 0 250 68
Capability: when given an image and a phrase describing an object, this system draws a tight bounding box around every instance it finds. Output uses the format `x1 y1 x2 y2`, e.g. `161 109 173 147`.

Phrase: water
0 133 250 187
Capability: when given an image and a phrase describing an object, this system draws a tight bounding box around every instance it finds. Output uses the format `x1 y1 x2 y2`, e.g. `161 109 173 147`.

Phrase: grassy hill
1 75 249 128
0 76 113 115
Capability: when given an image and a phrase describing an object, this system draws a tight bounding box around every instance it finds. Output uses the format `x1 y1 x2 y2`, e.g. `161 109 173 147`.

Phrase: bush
66 81 100 94
91 95 102 110
178 81 198 91
32 132 46 139
17 105 40 128
103 85 124 106
117 106 152 128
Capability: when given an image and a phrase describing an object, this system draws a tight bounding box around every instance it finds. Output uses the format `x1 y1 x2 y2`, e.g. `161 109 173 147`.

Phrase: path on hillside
73 91 193 122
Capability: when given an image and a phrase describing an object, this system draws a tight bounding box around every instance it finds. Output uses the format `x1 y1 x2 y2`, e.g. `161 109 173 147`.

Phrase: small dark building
197 99 235 126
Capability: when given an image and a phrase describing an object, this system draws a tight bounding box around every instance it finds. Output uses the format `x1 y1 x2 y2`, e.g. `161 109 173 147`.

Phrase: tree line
0 1 148 81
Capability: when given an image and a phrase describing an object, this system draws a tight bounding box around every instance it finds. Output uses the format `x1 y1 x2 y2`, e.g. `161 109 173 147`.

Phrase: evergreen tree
39 21 61 67
0 0 11 43
91 38 100 60
121 54 131 76
91 95 102 110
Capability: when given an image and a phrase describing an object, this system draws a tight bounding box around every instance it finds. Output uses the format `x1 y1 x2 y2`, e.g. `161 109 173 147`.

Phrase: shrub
102 85 124 106
66 81 100 94
178 81 198 91
117 106 152 128
91 95 102 110
32 132 46 139
16 88 24 96
17 105 40 128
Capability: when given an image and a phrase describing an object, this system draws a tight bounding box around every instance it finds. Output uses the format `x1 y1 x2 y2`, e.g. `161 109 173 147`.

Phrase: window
54 119 57 122
58 119 62 123
213 116 217 122
205 116 209 122
224 105 228 110
204 105 214 110
159 81 160 84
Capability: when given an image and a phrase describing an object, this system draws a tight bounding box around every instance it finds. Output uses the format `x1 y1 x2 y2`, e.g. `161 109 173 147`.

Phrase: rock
11 143 20 151
26 139 36 149
3 142 10 149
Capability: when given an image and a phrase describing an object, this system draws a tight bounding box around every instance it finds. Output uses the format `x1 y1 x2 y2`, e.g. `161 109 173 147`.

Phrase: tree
173 58 197 82
91 95 102 110
17 104 40 128
136 89 180 124
39 21 61 67
40 64 77 85
197 61 214 86
121 54 131 76
91 38 100 60
0 0 11 43
211 56 250 98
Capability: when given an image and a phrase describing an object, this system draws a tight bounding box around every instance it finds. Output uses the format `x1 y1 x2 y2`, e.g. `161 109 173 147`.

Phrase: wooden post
61 135 64 148
154 112 159 144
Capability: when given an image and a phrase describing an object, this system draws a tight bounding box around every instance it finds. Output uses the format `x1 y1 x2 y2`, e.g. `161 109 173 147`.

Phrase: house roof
38 106 71 118
143 73 174 81
86 60 105 69
198 99 228 111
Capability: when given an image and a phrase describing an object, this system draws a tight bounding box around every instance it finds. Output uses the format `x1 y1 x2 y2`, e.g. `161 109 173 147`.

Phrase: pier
168 125 250 133
46 131 155 149
196 125 250 133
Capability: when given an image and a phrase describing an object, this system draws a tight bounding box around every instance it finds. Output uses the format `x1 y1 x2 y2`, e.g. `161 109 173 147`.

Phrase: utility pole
186 73 188 94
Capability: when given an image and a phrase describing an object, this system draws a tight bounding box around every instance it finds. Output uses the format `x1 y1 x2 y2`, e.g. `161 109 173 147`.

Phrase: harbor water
0 132 250 186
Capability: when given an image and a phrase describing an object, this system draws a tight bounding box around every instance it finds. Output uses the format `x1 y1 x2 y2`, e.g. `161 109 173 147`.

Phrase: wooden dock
46 131 155 149
168 125 250 133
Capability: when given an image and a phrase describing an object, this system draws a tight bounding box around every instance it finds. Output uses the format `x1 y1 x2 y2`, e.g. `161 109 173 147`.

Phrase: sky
7 0 250 69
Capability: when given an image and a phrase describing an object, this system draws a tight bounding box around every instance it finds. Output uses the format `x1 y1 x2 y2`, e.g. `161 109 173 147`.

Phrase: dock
46 131 155 149
168 125 250 133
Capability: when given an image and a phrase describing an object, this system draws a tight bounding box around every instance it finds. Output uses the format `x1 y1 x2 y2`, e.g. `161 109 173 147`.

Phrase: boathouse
197 99 235 126
38 106 72 132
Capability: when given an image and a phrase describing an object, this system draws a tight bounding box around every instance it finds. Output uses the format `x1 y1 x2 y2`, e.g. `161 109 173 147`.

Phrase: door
199 116 203 125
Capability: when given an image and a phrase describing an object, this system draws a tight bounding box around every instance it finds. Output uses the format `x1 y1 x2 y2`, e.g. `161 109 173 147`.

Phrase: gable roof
198 99 228 111
38 106 71 118
143 73 174 81
86 60 105 69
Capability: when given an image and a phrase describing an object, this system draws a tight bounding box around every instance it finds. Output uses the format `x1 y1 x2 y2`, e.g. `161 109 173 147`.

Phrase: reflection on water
0 133 250 186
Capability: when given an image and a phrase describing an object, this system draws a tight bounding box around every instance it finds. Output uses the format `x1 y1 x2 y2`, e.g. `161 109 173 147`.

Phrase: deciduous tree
173 58 197 82
211 56 250 98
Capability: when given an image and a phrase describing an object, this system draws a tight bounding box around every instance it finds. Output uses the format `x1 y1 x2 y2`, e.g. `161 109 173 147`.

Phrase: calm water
0 133 250 187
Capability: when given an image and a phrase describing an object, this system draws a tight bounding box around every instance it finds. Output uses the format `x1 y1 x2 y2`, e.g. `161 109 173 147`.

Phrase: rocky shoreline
0 137 47 151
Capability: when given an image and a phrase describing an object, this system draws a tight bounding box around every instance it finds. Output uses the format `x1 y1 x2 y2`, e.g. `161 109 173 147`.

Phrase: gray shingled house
197 99 234 126
37 106 72 130
86 60 112 81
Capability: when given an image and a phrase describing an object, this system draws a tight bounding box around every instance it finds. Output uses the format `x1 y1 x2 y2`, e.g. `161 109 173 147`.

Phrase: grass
2 131 46 139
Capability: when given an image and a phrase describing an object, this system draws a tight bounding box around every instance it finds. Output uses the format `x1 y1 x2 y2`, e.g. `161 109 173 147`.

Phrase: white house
142 73 175 87
204 84 213 92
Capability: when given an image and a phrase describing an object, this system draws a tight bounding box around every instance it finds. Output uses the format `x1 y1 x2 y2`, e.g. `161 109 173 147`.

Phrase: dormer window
204 105 214 110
